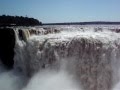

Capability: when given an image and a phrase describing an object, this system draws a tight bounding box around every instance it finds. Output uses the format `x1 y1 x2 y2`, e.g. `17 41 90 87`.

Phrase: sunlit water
1 25 120 90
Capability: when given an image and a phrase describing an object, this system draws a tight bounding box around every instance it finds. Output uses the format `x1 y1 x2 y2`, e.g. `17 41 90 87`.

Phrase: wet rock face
0 28 15 69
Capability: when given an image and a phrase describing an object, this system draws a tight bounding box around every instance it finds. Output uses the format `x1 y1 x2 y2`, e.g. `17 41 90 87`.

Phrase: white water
0 26 83 90
1 26 120 90
0 64 81 90
23 70 81 90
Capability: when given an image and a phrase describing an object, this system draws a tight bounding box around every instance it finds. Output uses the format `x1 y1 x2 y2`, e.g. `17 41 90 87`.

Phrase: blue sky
0 0 120 23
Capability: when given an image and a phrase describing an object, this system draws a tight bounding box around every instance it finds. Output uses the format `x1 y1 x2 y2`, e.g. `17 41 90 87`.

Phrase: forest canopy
0 15 42 26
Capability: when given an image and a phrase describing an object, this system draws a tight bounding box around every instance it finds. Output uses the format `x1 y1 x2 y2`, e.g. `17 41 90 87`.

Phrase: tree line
0 15 42 26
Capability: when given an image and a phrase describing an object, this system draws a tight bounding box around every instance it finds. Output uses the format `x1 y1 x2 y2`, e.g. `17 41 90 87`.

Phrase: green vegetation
0 15 42 26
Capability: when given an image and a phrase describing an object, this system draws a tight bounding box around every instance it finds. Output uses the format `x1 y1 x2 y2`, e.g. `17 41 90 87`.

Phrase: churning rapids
0 25 120 90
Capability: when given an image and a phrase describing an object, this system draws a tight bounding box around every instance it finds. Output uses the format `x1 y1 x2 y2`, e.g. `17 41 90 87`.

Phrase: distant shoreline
43 21 120 25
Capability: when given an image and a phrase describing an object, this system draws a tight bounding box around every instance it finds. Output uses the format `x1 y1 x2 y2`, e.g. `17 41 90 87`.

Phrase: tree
0 15 42 26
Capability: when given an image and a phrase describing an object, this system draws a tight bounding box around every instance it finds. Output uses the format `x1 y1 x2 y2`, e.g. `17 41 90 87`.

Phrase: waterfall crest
12 26 120 90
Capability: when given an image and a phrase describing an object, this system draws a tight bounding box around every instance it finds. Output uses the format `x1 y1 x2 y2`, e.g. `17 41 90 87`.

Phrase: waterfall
0 26 120 90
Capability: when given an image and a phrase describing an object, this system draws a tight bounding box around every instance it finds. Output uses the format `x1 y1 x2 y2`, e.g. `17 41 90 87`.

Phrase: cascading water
0 26 120 90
